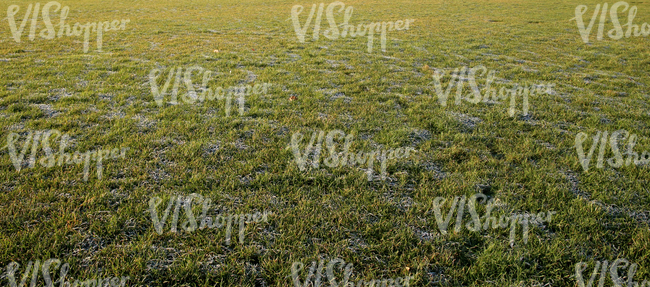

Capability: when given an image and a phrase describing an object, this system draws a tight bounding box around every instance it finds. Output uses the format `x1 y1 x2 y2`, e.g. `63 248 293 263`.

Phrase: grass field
1 0 650 286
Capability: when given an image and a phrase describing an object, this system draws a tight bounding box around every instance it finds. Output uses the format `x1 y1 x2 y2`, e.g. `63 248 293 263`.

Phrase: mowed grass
1 0 649 286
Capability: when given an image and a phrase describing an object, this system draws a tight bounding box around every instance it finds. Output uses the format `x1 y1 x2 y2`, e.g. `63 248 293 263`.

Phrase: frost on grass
203 141 221 156
563 170 650 226
71 233 107 268
422 161 448 180
243 70 257 84
132 114 158 130
323 89 352 103
34 104 60 118
448 112 482 130
408 128 431 145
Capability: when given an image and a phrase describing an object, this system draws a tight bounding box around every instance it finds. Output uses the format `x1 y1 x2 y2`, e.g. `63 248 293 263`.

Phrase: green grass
1 0 650 286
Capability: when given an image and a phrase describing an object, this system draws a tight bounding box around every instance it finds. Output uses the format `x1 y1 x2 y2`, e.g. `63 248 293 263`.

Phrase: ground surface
1 0 649 286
